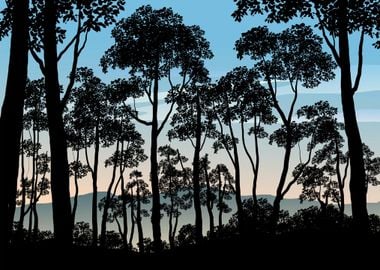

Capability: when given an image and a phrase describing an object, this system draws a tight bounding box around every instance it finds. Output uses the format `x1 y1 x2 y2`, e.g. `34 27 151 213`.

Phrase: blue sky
1 0 380 202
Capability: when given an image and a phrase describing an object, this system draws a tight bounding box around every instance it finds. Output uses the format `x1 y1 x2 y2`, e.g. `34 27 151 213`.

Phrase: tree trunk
151 69 162 251
204 164 214 237
43 0 72 246
228 119 243 233
100 141 119 247
91 123 100 246
338 0 368 234
0 0 29 247
18 134 26 235
136 184 144 253
71 150 80 229
193 89 203 242
218 166 224 230
335 140 345 220
272 135 292 227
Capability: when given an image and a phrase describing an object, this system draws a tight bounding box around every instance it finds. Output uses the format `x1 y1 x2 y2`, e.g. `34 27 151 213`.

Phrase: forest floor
6 232 379 267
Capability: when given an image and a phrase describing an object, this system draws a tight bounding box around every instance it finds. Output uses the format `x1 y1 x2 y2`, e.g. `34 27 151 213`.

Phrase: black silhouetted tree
209 164 234 230
101 5 213 251
0 0 29 246
15 79 50 241
25 0 125 245
128 170 151 253
363 144 380 192
199 154 217 237
308 122 348 217
98 79 147 248
70 67 109 246
235 25 336 225
168 81 215 242
292 101 347 216
159 145 192 249
232 0 380 234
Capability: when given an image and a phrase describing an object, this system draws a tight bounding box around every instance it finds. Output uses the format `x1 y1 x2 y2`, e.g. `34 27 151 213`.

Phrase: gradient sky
1 0 380 203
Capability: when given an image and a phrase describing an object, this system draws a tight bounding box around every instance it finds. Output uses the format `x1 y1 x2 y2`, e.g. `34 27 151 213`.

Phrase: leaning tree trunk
193 89 203 242
43 0 72 246
338 0 368 234
0 0 29 247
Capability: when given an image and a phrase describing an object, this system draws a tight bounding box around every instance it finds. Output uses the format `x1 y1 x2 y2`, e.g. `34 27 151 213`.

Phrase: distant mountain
15 192 380 242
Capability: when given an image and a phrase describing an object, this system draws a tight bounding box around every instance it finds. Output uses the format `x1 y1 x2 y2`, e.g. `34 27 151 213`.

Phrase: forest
1 0 380 258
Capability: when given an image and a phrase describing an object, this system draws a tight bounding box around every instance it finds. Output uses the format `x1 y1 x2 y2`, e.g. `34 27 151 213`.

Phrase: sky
1 0 380 203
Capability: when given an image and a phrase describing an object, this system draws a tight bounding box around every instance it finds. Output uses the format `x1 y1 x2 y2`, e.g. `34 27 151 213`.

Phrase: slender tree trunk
193 89 203 242
128 189 135 246
335 140 345 220
18 134 26 234
136 185 144 253
272 135 292 226
120 161 128 248
100 141 119 247
43 0 72 246
169 196 174 249
228 119 243 233
218 166 224 230
204 164 214 237
0 0 29 247
338 0 368 233
71 150 80 229
91 123 100 246
151 69 162 251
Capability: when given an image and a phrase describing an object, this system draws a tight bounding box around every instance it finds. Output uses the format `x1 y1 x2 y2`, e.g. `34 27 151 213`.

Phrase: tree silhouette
101 5 213 251
235 25 336 226
168 81 215 242
128 170 151 253
232 0 380 234
305 120 348 218
21 79 49 241
98 78 147 248
69 67 109 246
158 145 192 249
199 154 216 237
23 0 125 245
0 0 29 247
209 164 234 231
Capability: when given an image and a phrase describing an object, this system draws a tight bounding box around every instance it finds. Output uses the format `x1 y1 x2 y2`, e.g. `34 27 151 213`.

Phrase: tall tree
168 81 215 242
27 0 125 245
235 25 336 225
0 0 29 247
158 146 192 249
101 5 213 251
232 0 380 233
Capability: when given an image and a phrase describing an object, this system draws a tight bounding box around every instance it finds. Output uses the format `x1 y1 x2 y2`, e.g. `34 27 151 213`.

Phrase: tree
128 170 151 253
235 25 336 225
232 0 380 234
69 67 109 246
25 0 125 245
101 5 213 251
21 79 49 240
209 164 234 230
158 145 192 249
168 81 215 242
0 0 29 247
98 78 147 248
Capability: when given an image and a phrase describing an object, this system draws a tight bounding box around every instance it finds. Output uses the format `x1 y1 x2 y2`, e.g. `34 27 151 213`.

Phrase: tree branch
315 8 341 66
352 29 364 94
30 48 45 75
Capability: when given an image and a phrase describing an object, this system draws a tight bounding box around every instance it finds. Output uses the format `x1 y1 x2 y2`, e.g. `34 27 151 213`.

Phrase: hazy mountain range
15 192 380 241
